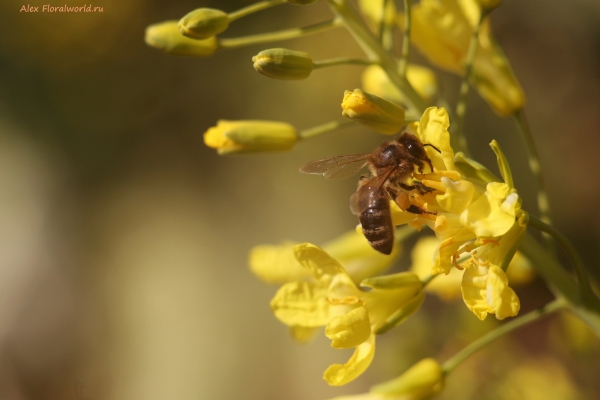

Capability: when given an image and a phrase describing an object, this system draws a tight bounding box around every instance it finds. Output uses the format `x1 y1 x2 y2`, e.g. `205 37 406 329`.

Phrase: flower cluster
144 0 600 397
385 106 527 320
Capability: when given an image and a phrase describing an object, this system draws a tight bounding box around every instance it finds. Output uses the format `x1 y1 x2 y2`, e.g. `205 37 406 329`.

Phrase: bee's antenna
424 143 441 153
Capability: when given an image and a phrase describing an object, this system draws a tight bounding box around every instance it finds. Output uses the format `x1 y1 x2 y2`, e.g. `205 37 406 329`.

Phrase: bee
300 132 440 255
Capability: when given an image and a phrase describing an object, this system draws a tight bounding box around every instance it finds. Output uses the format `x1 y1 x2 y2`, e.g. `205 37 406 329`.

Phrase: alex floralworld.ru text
20 4 104 12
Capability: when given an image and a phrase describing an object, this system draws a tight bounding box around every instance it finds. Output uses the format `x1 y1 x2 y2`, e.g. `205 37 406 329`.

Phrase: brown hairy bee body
300 132 439 255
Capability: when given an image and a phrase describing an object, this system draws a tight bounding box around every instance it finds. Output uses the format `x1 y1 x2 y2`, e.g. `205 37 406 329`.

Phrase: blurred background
0 0 599 399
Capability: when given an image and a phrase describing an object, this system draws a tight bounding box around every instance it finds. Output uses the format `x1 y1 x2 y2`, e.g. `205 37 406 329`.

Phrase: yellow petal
410 0 471 74
358 0 397 31
460 182 519 237
324 335 376 386
248 241 310 284
461 264 520 320
433 226 475 275
417 107 455 171
270 281 334 327
293 243 351 285
436 178 476 214
411 237 463 300
371 358 444 397
325 306 371 349
486 264 520 320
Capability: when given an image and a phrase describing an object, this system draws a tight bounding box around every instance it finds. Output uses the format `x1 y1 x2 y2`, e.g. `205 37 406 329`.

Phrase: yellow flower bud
252 48 313 80
371 358 444 399
204 120 297 155
145 21 217 57
178 8 229 40
341 89 405 135
287 0 318 5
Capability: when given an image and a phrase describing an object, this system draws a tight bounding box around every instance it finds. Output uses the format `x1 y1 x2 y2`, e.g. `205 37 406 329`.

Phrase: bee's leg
385 186 398 199
399 182 436 195
396 189 437 216
406 204 437 215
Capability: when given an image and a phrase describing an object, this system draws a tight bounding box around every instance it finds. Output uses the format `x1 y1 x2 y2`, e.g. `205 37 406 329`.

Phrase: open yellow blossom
382 107 525 319
409 0 524 116
270 243 423 385
204 120 297 154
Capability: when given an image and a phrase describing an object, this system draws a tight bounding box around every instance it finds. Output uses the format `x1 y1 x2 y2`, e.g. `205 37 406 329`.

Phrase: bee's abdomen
360 203 394 255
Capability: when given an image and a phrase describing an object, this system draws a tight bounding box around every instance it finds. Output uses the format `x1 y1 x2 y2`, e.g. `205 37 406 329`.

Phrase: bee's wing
299 154 371 180
349 168 394 215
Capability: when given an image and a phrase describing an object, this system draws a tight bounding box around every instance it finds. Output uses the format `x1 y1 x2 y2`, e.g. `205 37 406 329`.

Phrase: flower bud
371 358 444 399
341 89 405 135
287 0 318 5
178 8 230 39
204 120 298 155
145 21 217 57
252 48 313 80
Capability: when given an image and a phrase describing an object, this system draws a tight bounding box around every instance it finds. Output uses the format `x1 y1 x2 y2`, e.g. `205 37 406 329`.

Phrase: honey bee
300 132 440 255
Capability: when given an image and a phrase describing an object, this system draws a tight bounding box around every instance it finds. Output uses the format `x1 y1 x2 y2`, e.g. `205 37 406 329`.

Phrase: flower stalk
442 298 567 375
452 8 490 154
324 0 427 115
218 18 342 49
228 0 288 21
398 0 412 78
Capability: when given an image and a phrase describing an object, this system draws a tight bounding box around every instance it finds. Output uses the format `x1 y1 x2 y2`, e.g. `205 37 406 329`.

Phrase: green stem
313 58 374 69
451 9 489 155
442 298 566 374
528 215 599 308
298 120 355 139
513 109 555 256
324 0 427 115
398 0 412 78
228 0 288 21
378 0 394 52
218 18 342 49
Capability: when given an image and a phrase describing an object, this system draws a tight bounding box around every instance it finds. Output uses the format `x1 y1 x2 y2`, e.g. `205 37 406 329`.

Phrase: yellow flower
411 236 463 300
409 0 524 116
204 120 297 154
361 65 438 104
145 21 218 57
329 358 444 400
412 236 533 301
178 8 229 40
252 48 314 80
341 89 406 135
383 107 526 320
358 0 397 32
270 243 423 385
249 230 401 285
461 260 519 320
